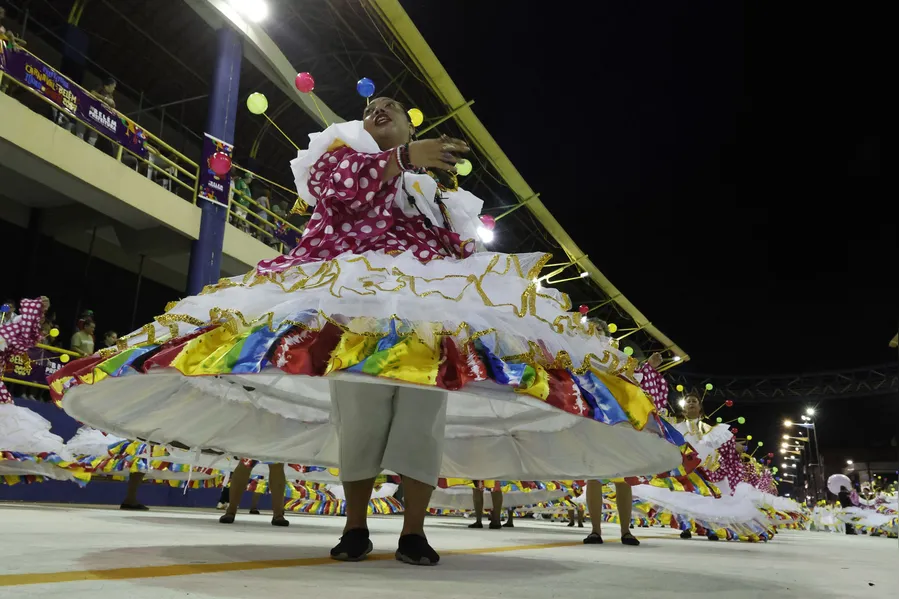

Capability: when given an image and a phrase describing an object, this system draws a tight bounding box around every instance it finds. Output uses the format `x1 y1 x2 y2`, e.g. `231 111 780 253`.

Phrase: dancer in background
218 460 289 526
1 297 89 486
468 483 505 529
583 480 640 545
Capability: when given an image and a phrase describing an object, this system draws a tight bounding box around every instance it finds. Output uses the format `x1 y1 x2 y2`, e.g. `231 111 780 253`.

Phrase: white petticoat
0 403 81 481
633 482 771 531
0 403 71 458
62 250 683 481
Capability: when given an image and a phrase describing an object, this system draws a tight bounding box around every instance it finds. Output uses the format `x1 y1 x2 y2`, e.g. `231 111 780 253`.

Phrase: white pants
330 379 447 486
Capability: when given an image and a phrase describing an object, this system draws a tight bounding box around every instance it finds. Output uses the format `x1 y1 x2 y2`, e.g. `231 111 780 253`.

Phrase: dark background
403 2 896 486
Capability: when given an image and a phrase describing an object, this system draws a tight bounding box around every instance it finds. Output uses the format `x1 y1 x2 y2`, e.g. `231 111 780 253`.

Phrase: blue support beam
186 26 243 295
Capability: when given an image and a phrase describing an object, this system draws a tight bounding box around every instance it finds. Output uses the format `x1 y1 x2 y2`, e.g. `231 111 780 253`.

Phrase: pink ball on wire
295 72 315 93
209 152 232 176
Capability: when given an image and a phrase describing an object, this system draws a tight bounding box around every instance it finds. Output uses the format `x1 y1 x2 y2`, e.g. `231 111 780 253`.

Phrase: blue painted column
187 26 243 295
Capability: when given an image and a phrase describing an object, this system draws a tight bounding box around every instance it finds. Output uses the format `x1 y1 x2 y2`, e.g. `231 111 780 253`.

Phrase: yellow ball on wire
60 354 70 364
49 328 59 338
408 108 424 127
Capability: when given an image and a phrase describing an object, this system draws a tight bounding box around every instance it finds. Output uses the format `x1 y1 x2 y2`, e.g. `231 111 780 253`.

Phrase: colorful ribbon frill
0 450 91 486
50 311 679 457
286 496 404 516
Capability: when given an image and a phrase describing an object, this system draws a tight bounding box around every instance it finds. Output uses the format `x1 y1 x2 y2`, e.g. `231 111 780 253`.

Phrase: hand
408 135 469 171
40 296 50 313
647 352 663 369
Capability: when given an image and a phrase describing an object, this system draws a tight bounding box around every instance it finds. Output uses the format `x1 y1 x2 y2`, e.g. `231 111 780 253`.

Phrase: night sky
406 2 893 376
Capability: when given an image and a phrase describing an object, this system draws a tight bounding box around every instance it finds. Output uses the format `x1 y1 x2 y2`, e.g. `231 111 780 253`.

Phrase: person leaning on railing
0 8 27 97
230 171 253 232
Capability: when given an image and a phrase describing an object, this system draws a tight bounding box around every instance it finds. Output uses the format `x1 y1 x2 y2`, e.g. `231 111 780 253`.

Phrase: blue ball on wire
356 77 375 98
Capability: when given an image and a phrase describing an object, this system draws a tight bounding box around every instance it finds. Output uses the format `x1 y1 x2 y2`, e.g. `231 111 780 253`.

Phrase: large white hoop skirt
53 251 686 481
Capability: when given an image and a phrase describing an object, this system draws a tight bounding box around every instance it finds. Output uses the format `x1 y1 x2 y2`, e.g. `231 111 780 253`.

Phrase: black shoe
272 515 289 527
680 530 692 539
489 520 502 530
330 528 373 562
707 532 719 541
120 503 149 511
219 513 236 524
567 520 575 527
249 509 261 515
621 533 640 546
395 534 440 566
583 532 604 544
578 522 584 528
467 521 483 529
502 519 514 528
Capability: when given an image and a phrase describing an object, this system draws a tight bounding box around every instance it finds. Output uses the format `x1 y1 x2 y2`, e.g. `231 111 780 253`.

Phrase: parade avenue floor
0 503 895 598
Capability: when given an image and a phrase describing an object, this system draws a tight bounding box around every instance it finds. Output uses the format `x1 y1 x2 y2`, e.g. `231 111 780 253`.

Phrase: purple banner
3 348 64 386
0 43 148 159
197 133 233 207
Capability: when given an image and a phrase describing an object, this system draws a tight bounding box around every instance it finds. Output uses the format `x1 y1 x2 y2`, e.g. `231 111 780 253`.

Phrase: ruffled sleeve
306 146 394 208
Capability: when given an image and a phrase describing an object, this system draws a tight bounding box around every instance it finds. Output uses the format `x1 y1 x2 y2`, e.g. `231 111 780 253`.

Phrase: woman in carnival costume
631 387 779 542
53 97 687 566
1 297 89 486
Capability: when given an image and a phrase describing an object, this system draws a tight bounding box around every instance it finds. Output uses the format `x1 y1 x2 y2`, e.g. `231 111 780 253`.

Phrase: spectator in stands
230 171 253 232
271 200 285 221
77 77 117 149
92 77 117 109
255 188 272 240
0 7 25 48
103 330 118 348
70 319 96 356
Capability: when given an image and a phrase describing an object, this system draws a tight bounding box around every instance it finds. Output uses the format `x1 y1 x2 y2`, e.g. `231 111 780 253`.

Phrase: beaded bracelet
395 143 414 171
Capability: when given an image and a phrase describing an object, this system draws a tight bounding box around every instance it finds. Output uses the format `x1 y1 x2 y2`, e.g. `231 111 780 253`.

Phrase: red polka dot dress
0 298 45 404
258 147 475 274
636 363 669 413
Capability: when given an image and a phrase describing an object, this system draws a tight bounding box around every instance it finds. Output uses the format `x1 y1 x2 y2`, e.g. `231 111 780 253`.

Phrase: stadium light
229 0 269 22
784 420 792 427
806 407 815 416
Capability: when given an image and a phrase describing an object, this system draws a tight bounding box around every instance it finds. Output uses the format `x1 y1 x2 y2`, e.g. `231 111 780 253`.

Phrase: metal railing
228 163 307 254
0 334 80 397
0 36 199 203
1 35 310 254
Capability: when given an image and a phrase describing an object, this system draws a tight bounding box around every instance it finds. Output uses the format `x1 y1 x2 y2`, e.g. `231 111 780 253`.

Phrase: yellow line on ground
0 540 596 587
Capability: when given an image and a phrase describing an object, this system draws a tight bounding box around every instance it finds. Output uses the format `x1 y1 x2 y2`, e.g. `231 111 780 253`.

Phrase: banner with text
3 348 64 387
0 43 148 159
197 133 234 207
